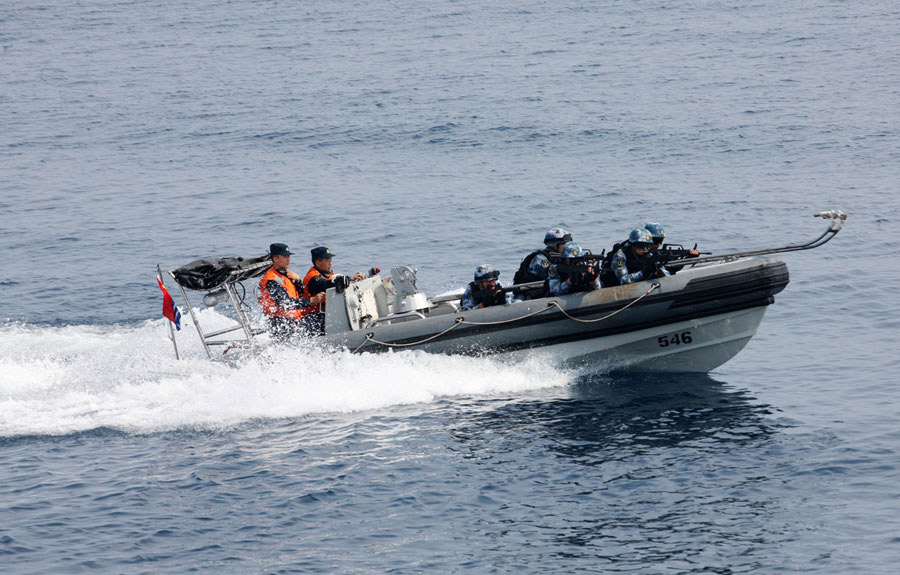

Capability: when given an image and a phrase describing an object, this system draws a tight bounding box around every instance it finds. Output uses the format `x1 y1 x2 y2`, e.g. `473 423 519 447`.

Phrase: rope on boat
353 303 556 351
548 282 660 323
455 302 558 326
352 282 661 352
352 317 467 352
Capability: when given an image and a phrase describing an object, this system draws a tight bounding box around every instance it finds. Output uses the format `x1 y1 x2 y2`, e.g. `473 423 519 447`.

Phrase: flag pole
157 264 180 360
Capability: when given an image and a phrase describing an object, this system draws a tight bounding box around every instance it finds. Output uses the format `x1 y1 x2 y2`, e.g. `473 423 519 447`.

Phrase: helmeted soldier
460 265 506 311
645 222 701 274
644 222 666 249
512 228 573 297
548 241 602 295
609 228 671 285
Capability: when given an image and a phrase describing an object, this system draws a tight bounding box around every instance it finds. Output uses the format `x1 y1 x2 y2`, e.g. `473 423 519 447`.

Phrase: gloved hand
334 275 352 293
641 260 661 280
488 286 506 306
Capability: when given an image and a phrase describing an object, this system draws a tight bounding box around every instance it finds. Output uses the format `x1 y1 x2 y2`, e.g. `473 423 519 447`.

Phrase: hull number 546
658 331 693 347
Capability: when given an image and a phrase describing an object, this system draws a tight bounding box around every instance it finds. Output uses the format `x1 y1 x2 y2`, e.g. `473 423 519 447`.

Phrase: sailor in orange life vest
300 246 365 335
258 243 325 341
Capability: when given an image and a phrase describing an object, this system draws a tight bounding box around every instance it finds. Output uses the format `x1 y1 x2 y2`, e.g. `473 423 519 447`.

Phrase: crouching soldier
548 241 603 295
645 222 702 274
460 265 506 311
609 228 671 285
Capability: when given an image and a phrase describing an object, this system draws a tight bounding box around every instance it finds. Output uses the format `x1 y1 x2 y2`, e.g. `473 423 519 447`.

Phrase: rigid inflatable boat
159 211 845 373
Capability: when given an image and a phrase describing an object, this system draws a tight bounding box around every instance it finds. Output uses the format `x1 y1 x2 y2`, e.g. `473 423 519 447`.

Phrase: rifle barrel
501 280 545 293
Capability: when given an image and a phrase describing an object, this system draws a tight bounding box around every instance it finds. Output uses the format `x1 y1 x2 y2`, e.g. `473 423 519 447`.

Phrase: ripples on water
3 0 900 572
1 371 804 574
0 316 892 573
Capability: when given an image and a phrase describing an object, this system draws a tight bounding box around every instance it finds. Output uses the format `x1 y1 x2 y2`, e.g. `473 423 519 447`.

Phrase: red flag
157 274 182 330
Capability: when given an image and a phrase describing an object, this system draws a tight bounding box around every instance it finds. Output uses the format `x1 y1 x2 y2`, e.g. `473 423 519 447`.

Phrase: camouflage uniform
460 265 505 311
548 269 602 295
526 251 554 281
549 241 603 295
611 245 670 285
459 284 481 311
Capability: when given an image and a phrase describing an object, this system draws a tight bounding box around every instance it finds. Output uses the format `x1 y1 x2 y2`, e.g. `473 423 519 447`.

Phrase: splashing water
0 312 573 437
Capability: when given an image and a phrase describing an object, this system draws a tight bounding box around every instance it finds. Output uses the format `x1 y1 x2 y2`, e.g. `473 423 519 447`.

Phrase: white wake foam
0 312 572 437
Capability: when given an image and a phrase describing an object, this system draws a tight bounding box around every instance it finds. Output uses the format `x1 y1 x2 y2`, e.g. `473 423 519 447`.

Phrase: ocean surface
2 0 900 572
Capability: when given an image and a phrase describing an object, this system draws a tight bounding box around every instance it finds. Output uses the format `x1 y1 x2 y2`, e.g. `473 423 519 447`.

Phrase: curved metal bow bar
682 209 847 266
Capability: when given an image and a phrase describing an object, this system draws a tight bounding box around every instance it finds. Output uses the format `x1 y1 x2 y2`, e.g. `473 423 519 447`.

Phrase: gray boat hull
320 257 789 373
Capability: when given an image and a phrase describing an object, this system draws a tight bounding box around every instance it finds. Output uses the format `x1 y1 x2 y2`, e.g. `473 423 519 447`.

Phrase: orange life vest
258 267 304 320
301 266 333 315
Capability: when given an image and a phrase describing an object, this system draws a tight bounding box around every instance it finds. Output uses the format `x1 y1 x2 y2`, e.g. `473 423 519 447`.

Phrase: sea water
2 0 899 572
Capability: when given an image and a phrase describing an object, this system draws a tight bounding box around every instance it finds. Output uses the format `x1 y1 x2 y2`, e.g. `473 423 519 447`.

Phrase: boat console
325 266 456 334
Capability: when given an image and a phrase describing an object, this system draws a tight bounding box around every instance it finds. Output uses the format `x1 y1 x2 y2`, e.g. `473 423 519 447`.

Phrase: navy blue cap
269 243 294 257
311 246 335 261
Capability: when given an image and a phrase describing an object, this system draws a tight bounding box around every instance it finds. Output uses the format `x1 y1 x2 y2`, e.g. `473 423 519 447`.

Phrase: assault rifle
499 248 605 298
653 243 711 263
500 281 543 294
468 280 543 304
644 243 711 276
549 249 605 277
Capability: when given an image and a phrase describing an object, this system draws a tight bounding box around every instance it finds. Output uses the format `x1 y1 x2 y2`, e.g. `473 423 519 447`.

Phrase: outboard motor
390 266 432 313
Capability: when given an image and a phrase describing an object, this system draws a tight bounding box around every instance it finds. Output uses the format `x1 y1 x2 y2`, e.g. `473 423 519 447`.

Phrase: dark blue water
2 0 900 572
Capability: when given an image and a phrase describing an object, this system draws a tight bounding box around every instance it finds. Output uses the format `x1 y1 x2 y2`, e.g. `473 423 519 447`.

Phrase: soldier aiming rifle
645 222 709 274
549 242 604 295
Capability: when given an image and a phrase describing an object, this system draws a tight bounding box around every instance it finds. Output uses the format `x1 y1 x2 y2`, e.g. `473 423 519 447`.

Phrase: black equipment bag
171 255 271 291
